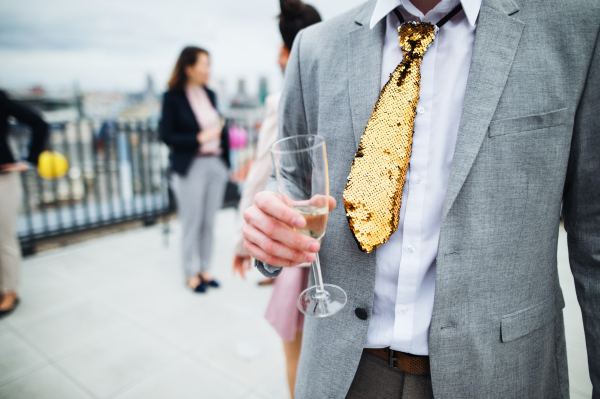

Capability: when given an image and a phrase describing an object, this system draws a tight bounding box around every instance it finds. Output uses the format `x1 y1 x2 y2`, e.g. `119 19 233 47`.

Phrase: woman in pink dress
232 1 321 397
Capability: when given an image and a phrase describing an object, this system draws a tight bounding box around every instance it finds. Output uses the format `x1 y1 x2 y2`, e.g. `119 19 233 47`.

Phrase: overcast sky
0 0 366 95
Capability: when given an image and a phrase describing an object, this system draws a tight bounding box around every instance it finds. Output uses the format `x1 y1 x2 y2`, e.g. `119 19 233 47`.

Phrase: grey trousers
0 172 22 292
173 156 228 277
346 351 434 399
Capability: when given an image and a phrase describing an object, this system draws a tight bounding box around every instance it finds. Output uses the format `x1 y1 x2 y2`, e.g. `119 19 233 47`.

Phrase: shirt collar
369 0 481 29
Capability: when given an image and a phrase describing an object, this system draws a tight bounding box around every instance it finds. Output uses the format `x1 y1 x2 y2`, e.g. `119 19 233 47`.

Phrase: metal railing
11 120 168 254
10 112 262 255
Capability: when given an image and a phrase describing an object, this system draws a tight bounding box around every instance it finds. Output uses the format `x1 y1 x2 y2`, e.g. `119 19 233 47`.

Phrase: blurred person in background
231 1 321 396
160 47 230 293
0 90 48 316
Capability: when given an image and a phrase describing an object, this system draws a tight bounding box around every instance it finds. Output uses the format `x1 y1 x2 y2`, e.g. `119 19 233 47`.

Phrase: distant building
7 86 78 123
145 74 155 96
258 77 268 105
29 85 45 98
230 79 256 108
83 92 128 120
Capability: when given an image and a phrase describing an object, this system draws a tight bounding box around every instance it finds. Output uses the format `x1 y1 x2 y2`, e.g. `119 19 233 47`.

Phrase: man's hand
0 162 29 173
232 254 252 279
242 191 336 267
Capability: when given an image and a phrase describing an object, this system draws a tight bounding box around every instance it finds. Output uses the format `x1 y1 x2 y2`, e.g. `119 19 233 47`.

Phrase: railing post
14 109 257 253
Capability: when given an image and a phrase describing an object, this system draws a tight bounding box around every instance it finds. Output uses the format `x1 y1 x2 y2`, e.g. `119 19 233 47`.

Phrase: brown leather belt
364 348 430 375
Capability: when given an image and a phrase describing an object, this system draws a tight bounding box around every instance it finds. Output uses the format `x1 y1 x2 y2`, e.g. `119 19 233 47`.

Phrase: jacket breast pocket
500 292 566 343
489 108 568 137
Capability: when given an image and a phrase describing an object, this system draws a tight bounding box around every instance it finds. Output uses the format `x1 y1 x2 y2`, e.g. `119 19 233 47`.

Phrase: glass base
297 284 347 317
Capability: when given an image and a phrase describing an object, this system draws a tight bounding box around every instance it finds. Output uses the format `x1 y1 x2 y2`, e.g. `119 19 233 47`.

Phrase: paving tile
561 283 588 352
189 318 286 389
0 332 48 386
16 301 127 360
570 388 592 399
18 264 73 297
0 365 92 399
242 393 268 399
0 320 9 337
564 313 587 351
46 247 164 290
567 344 593 397
92 277 190 324
23 236 140 272
56 324 181 398
114 356 249 399
205 276 274 320
143 297 241 350
253 365 291 399
3 287 89 330
80 251 183 303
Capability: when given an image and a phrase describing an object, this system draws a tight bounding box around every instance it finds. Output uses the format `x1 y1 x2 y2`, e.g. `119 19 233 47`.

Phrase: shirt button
355 308 368 320
413 175 422 184
400 306 408 314
417 106 425 114
407 245 415 253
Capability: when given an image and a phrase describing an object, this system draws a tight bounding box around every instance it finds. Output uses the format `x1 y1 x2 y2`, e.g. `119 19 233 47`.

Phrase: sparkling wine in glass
291 205 328 240
270 134 347 317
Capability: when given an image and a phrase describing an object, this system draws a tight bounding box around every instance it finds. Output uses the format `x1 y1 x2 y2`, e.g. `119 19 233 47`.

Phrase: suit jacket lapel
442 0 525 221
348 0 385 147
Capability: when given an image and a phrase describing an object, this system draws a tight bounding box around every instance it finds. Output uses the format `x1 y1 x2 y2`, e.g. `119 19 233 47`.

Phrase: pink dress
265 266 310 342
232 92 310 342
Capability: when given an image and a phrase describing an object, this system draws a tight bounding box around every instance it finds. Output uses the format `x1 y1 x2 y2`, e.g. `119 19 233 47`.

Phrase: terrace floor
0 209 593 399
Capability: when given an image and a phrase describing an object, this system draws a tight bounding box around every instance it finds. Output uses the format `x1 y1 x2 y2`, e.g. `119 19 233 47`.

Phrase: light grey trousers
0 172 22 292
345 351 434 399
173 156 228 278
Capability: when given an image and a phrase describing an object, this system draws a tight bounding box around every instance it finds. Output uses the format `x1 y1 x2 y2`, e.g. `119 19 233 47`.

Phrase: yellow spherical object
37 151 69 179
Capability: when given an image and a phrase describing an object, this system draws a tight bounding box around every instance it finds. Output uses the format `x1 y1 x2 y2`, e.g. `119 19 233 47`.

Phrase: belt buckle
389 349 398 369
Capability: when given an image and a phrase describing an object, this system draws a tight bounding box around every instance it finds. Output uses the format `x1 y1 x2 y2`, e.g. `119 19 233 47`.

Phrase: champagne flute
270 135 347 317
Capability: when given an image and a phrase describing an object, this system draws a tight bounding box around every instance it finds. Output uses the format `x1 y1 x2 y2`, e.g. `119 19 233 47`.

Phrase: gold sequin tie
343 22 438 253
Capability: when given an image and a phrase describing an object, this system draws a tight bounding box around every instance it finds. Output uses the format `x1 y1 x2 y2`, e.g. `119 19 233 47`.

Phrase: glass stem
311 253 327 298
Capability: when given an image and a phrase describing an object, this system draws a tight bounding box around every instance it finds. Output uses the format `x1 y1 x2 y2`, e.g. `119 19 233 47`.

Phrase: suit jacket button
355 308 368 320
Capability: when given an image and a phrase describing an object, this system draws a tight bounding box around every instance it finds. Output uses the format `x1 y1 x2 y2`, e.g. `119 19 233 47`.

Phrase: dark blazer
159 87 230 176
0 90 48 167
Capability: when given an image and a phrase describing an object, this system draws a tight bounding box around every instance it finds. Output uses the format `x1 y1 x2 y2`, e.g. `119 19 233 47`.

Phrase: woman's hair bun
280 0 306 20
279 0 321 51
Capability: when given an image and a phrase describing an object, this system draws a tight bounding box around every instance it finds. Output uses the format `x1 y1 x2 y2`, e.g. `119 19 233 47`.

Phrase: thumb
328 196 337 211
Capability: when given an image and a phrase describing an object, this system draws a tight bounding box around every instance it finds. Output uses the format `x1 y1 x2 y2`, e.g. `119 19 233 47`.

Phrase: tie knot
398 22 437 58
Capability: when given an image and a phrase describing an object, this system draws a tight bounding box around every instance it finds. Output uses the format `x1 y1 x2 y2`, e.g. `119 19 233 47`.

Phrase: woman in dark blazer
0 90 48 315
160 47 230 293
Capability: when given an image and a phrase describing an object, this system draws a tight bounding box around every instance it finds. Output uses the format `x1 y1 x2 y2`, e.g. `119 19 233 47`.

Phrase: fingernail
305 253 316 262
308 242 320 252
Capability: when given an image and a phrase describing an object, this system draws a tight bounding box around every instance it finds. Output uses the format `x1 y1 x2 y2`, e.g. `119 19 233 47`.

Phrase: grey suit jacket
257 0 600 397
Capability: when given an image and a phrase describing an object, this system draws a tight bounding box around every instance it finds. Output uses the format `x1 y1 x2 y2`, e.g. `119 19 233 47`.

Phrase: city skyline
0 0 365 95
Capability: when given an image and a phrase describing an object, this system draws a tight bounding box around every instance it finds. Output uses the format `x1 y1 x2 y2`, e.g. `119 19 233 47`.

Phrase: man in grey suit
242 0 600 397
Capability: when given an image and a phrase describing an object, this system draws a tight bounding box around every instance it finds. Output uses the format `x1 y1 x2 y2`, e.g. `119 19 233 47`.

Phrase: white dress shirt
364 0 481 355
